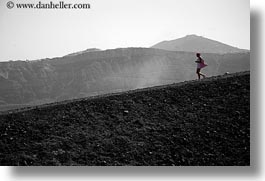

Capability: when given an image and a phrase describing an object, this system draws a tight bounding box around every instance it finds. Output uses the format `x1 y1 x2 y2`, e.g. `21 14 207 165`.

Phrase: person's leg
200 72 206 78
201 73 206 78
196 68 201 79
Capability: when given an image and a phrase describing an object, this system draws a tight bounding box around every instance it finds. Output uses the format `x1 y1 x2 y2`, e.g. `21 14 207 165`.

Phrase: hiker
195 53 207 80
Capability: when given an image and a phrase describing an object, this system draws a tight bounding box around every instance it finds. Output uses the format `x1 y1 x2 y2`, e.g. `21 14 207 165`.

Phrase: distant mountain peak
185 34 200 38
151 35 249 54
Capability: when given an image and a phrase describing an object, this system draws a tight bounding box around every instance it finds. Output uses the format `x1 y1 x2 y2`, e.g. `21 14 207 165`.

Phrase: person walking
195 53 207 80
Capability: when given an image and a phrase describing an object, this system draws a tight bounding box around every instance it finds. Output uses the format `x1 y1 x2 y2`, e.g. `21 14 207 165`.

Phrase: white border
0 0 263 181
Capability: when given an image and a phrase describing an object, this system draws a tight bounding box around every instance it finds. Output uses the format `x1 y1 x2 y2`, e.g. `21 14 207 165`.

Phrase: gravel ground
0 71 250 166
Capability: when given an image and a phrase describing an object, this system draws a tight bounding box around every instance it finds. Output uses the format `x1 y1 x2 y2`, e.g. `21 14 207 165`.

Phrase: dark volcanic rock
0 72 250 166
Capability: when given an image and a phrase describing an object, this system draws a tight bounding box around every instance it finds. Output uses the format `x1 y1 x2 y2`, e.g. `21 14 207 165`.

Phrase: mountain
151 35 249 54
0 72 250 165
0 48 250 111
64 48 101 57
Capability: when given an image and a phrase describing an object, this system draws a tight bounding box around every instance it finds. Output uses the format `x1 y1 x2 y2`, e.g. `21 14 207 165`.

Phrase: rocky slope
0 71 250 166
0 48 250 111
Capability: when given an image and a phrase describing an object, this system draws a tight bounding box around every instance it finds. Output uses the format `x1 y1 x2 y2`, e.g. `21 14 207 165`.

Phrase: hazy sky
0 0 249 61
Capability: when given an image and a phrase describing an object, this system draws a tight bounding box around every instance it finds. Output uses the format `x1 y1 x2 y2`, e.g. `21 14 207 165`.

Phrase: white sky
0 0 249 61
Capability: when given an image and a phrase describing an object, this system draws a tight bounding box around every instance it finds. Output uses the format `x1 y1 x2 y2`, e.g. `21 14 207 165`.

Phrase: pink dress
197 58 207 69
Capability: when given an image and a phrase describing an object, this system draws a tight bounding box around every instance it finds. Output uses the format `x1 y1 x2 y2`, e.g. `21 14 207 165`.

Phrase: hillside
152 35 249 54
64 48 101 57
0 71 250 166
0 48 250 111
